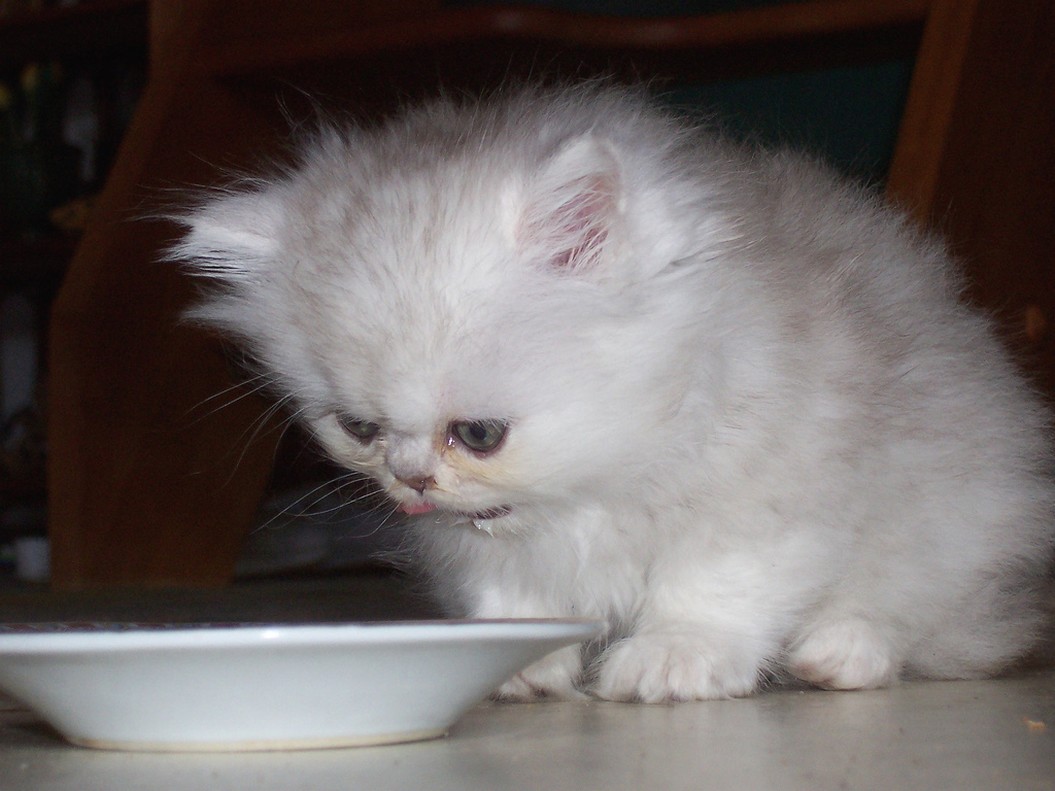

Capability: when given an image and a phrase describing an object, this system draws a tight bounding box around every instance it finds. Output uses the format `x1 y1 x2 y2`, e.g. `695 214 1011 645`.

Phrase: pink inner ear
522 170 617 273
548 177 612 270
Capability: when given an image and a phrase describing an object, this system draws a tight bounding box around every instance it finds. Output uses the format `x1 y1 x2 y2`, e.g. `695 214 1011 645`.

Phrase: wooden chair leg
47 78 284 588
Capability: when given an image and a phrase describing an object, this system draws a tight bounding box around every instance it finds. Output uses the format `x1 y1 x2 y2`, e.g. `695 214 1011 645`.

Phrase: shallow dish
0 619 603 752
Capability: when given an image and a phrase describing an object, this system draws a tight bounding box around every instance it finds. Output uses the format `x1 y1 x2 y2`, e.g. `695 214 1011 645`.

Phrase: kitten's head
171 86 722 533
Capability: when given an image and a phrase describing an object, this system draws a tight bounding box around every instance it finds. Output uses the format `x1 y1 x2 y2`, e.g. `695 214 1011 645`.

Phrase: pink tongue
400 502 437 515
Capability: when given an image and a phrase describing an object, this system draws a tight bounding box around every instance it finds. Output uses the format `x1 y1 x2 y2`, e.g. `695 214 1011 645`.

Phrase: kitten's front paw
593 628 762 702
788 619 899 690
495 644 586 701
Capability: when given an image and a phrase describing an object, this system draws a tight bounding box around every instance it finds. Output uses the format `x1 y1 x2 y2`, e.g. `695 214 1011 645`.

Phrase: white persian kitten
172 84 1054 701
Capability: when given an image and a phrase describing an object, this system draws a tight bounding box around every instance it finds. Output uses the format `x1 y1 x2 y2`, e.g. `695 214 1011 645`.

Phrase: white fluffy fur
172 84 1054 701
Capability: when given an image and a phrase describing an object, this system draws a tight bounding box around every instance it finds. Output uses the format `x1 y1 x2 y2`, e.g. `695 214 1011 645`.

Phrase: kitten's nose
397 474 435 494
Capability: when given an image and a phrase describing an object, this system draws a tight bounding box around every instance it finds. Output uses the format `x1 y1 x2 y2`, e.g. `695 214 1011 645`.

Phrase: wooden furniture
46 0 1055 588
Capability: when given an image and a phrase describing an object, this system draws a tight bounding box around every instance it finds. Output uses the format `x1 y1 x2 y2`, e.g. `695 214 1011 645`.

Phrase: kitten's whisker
185 372 278 424
216 395 301 487
187 370 273 411
251 472 356 534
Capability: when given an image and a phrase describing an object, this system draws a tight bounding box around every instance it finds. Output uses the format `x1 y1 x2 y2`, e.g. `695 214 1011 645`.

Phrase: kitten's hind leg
787 618 900 690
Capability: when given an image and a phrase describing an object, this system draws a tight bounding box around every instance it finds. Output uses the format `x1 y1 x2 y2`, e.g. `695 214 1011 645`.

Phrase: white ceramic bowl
0 619 603 752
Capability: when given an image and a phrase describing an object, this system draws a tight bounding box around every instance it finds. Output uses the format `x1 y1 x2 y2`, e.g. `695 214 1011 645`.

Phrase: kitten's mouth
397 501 512 523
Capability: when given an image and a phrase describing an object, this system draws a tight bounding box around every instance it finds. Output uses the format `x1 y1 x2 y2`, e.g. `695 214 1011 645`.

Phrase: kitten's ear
166 192 281 281
518 135 621 273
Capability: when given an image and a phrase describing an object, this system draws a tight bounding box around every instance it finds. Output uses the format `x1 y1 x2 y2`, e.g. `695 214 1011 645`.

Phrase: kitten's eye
336 415 380 443
451 419 508 454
